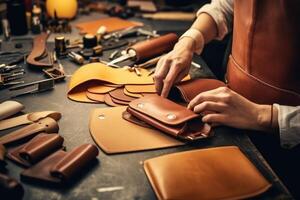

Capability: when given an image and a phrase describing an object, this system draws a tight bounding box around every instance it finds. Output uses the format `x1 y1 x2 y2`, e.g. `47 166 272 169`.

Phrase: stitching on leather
230 55 300 97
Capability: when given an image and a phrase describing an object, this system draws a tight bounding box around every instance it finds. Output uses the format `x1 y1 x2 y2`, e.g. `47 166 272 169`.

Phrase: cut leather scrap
110 96 130 106
89 107 183 154
123 88 143 98
0 111 62 131
168 78 226 103
21 144 98 184
87 85 117 94
109 88 136 102
68 63 153 102
0 117 59 145
127 95 212 141
125 84 156 94
104 94 121 107
75 17 143 35
86 91 105 102
7 133 63 167
0 101 24 120
144 146 272 200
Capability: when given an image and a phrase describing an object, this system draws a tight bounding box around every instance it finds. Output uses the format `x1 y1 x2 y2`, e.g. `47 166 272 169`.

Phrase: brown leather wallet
144 146 272 200
126 95 212 141
168 78 226 103
7 133 64 167
0 173 24 200
21 144 98 184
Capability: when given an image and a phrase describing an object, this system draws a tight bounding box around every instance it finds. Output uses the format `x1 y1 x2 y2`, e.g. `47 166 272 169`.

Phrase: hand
153 37 196 97
187 87 273 131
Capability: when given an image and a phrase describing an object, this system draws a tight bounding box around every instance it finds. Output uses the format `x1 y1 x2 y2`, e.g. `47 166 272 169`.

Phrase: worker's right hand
153 37 196 98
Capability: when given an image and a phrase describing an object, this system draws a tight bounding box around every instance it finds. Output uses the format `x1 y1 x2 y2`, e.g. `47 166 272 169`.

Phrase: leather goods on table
89 107 183 154
26 32 53 68
144 146 272 200
0 144 6 167
0 111 61 131
0 101 24 120
7 133 64 167
0 173 24 200
109 88 137 102
75 17 143 35
126 95 212 141
168 78 226 103
125 84 156 94
226 1 300 106
0 117 59 145
86 91 106 102
87 84 119 94
21 144 98 183
123 88 143 98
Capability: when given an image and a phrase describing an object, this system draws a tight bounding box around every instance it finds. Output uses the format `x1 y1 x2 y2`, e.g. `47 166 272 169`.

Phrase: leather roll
128 33 178 62
0 101 24 120
0 117 59 145
126 95 212 141
50 144 98 181
0 173 24 200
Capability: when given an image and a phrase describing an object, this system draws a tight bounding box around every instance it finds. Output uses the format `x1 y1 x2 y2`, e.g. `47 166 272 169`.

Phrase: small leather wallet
7 133 64 167
21 144 99 184
125 95 212 141
144 146 272 200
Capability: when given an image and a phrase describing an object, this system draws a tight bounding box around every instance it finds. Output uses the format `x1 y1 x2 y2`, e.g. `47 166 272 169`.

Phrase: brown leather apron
226 0 300 106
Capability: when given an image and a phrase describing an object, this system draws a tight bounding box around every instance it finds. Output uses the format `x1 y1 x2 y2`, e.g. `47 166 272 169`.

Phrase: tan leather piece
0 111 62 131
89 107 184 154
104 94 121 107
75 17 143 35
109 88 136 102
68 63 153 102
124 88 143 98
125 84 156 94
228 0 300 105
110 96 130 106
86 91 105 102
0 117 59 145
87 85 117 94
144 146 271 200
21 144 98 183
0 101 24 120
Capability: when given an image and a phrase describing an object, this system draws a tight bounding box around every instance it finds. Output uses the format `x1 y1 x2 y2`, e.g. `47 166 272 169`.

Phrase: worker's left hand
187 87 273 131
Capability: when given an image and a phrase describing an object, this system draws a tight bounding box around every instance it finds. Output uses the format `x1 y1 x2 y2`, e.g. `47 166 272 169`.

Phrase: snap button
137 103 144 108
98 114 105 120
167 113 176 120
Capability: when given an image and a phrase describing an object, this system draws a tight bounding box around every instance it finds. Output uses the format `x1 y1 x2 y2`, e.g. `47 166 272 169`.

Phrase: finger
202 113 226 124
161 63 182 97
193 101 226 113
210 122 221 127
154 58 171 95
174 69 189 84
188 92 223 110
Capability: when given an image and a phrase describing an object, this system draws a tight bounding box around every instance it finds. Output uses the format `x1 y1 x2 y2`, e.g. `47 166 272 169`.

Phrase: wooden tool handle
129 33 178 62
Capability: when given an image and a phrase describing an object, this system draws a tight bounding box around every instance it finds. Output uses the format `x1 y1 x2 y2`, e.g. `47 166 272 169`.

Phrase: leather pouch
144 146 272 200
7 133 64 167
89 107 183 154
126 95 212 141
168 78 225 103
21 144 98 184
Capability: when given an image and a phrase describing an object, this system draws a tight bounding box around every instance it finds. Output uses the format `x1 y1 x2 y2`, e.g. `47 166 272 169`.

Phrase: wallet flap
128 95 199 125
50 144 98 181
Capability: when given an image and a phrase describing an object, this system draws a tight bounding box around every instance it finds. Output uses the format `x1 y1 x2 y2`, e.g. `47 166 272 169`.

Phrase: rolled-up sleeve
274 104 300 149
197 0 234 40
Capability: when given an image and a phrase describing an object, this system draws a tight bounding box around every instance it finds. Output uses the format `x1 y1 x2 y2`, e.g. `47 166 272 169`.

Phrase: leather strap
0 117 59 145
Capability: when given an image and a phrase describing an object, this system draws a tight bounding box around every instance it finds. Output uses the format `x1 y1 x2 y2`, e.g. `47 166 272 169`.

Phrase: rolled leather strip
168 79 226 103
128 33 178 62
0 117 59 145
0 111 62 131
127 95 212 141
0 173 24 200
50 144 98 181
0 101 24 120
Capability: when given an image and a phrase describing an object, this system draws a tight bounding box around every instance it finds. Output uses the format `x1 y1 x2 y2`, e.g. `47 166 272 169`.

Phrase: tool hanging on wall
26 32 53 68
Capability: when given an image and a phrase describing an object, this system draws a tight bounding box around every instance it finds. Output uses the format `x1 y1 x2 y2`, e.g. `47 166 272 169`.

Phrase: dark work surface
0 15 293 200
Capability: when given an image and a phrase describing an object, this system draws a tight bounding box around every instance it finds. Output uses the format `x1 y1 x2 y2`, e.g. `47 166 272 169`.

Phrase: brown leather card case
126 95 212 141
0 117 59 145
7 133 64 167
168 78 225 103
21 144 98 184
89 107 183 154
144 146 272 200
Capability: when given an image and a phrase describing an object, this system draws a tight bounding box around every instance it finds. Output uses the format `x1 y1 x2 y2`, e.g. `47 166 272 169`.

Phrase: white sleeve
197 0 234 40
274 104 300 149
